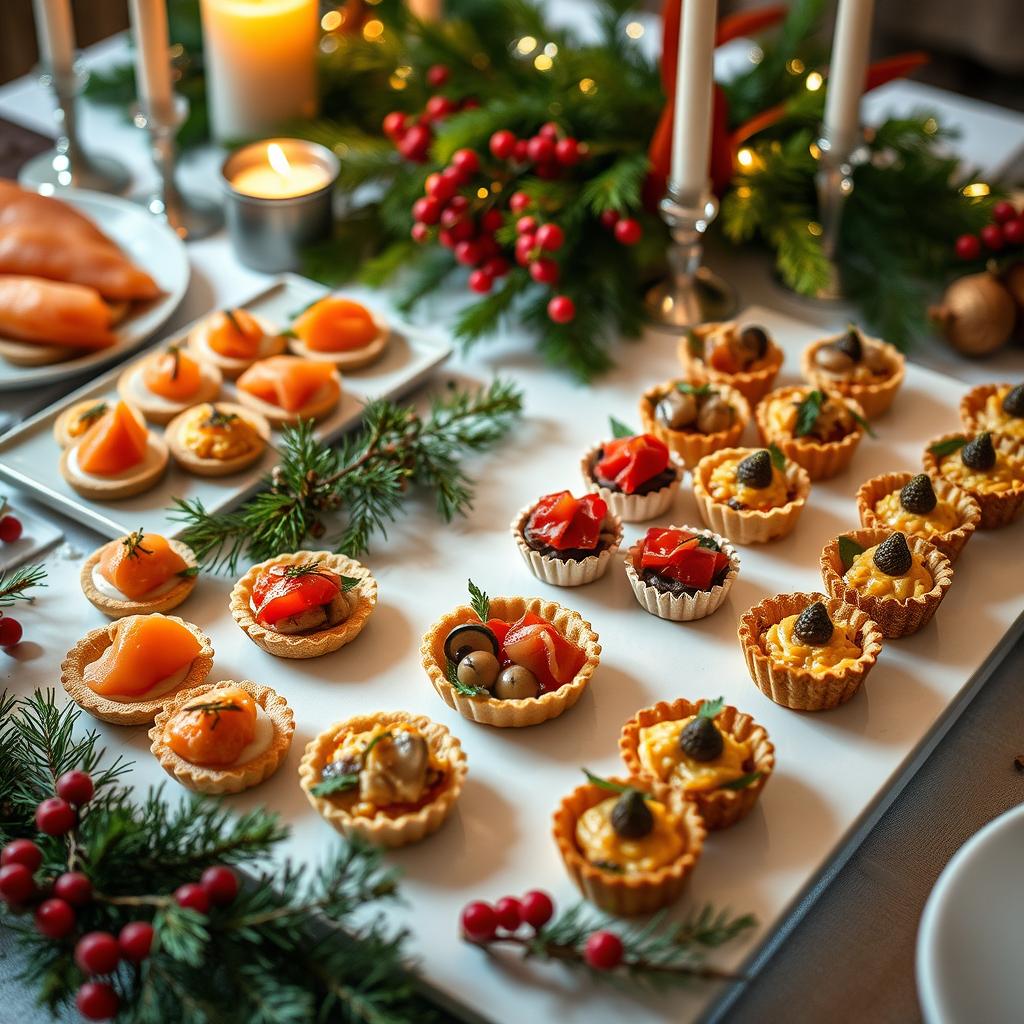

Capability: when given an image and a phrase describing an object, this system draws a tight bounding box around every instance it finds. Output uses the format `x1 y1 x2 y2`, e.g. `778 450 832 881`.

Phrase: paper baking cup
800 334 905 418
623 525 739 622
856 471 980 561
579 444 683 523
692 447 810 544
738 592 883 712
922 432 1024 530
552 776 705 915
618 699 774 831
511 505 622 586
676 323 784 406
420 595 601 728
819 528 954 639
639 379 751 467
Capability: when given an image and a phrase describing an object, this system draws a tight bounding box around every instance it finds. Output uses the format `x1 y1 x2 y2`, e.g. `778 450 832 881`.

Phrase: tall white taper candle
671 0 718 201
32 0 75 81
129 0 175 122
823 0 875 157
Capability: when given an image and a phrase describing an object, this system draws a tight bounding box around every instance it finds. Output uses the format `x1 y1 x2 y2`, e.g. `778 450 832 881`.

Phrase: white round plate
917 802 1024 1024
0 188 190 391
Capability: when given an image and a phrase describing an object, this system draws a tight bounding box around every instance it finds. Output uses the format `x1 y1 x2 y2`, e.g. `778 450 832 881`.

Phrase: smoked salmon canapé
188 308 286 380
149 679 295 795
117 344 222 426
165 402 271 477
229 551 378 659
59 400 169 501
420 579 601 728
60 614 214 725
288 297 390 371
235 355 342 425
81 529 199 618
53 399 111 448
298 711 467 849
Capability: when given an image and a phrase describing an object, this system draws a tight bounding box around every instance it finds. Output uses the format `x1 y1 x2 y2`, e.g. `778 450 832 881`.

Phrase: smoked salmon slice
0 276 116 350
0 179 113 246
502 612 586 693
76 401 149 475
165 685 257 766
293 297 378 352
97 531 189 600
142 347 203 401
206 309 264 358
236 355 337 412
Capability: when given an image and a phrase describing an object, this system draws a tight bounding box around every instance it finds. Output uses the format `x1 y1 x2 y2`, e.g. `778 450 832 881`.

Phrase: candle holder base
142 191 223 242
645 267 738 333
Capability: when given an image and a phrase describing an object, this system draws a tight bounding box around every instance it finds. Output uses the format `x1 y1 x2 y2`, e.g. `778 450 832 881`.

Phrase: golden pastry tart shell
165 402 271 477
579 444 683 523
639 378 751 468
738 591 883 712
512 504 623 587
959 382 1024 439
820 528 954 639
116 359 223 426
60 615 214 725
235 375 341 426
298 710 467 848
287 315 390 371
149 679 295 794
59 431 169 501
551 775 705 915
420 595 601 728
230 550 378 659
54 400 113 448
80 538 198 618
754 386 867 481
800 335 905 419
677 322 784 405
692 447 810 544
187 313 287 380
619 698 774 831
623 525 739 622
922 432 1024 529
856 471 980 562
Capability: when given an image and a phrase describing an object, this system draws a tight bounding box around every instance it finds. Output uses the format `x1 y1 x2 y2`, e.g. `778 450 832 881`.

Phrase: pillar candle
670 0 718 201
200 0 318 143
128 0 175 122
823 0 875 157
407 0 442 20
32 0 75 82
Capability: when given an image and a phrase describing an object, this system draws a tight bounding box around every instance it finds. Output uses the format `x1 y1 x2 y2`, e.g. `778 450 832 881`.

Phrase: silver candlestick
18 64 131 194
645 188 737 332
134 94 222 241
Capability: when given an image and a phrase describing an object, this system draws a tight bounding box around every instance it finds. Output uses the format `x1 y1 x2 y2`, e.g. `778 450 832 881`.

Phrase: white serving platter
0 188 190 391
0 274 452 539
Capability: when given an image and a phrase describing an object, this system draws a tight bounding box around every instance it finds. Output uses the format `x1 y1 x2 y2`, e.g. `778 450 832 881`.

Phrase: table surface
2 15 1024 1024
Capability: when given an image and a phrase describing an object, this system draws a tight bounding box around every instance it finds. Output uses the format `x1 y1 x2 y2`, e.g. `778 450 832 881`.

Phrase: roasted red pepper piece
252 566 339 625
639 527 729 590
526 491 607 551
502 612 586 693
594 434 670 494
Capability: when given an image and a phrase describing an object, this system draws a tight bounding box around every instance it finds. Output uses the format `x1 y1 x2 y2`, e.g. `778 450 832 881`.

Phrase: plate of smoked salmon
0 181 188 390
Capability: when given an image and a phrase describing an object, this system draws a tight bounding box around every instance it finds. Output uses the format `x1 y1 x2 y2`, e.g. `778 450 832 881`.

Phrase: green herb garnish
582 769 651 800
177 566 201 579
837 535 867 571
719 771 763 792
187 699 244 731
849 408 877 438
698 697 725 720
609 416 634 439
311 773 359 797
467 578 490 622
696 535 722 552
446 657 486 697
929 436 968 458
76 401 109 428
676 382 713 398
794 389 825 437
121 528 153 560
768 443 786 470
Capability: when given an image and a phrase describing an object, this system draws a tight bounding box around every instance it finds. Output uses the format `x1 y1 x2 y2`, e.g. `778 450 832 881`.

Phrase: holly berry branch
0 560 46 649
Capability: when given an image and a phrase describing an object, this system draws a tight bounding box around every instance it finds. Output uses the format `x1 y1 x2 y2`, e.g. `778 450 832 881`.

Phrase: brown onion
929 272 1015 356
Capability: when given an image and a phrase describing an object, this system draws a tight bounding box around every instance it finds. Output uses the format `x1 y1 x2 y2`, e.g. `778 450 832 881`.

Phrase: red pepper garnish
252 564 340 625
594 434 670 495
525 491 607 552
638 527 730 591
502 612 586 693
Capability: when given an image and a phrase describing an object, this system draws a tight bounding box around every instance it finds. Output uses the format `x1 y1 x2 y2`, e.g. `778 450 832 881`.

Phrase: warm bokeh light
806 72 823 91
625 21 644 39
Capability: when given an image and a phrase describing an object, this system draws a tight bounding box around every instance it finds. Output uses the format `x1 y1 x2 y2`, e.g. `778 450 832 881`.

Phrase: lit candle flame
267 143 292 178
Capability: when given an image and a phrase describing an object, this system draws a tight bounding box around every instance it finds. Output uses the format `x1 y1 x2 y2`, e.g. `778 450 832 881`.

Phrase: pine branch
0 562 47 606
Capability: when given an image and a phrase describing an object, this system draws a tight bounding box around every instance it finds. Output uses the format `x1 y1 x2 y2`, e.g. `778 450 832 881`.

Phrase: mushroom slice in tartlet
149 680 295 794
81 529 198 618
117 343 222 426
187 308 286 380
287 296 390 370
166 402 270 477
235 354 341 426
679 321 784 404
53 398 112 448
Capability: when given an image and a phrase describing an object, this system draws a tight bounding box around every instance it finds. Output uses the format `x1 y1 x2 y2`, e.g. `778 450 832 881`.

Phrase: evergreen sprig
0 562 47 606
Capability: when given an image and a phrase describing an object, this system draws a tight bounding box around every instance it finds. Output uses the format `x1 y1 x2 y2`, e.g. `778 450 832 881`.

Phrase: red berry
538 121 560 140
1002 217 1024 246
449 218 475 243
461 97 480 111
54 871 92 906
993 200 1016 224
439 206 464 230
614 218 643 245
0 616 22 648
547 295 576 323
493 896 522 931
0 862 35 904
519 889 555 929
600 209 620 229
382 111 407 139
584 930 624 970
460 900 498 941
398 123 431 162
526 135 555 163
455 240 483 266
981 223 1004 251
35 898 76 939
441 164 467 190
426 172 455 203
535 223 565 251
75 931 120 975
513 139 530 162
535 161 560 180
555 137 580 166
480 208 503 233
1 839 42 871
200 865 239 906
118 921 155 963
529 258 559 285
56 770 95 807
446 194 469 214
411 223 429 243
451 148 480 175
489 130 517 160
476 235 499 259
482 256 510 278
468 268 494 293
509 191 531 214
438 228 456 249
412 195 441 225
516 215 537 236
954 233 981 261
35 797 75 836
514 235 535 266
0 515 22 543
174 882 210 914
425 64 450 88
424 95 456 122
76 982 119 1022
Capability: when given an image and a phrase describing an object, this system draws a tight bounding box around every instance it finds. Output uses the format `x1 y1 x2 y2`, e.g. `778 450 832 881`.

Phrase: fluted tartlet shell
801 334 905 418
512 504 623 586
677 321 784 405
80 537 198 618
580 444 683 523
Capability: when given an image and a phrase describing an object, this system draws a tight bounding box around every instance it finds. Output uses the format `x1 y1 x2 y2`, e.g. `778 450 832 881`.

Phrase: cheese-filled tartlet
755 385 868 480
961 383 1024 440
187 308 286 380
856 471 980 561
923 431 1024 529
165 402 270 477
820 528 954 639
60 400 169 500
53 399 112 448
117 344 222 426
801 324 904 418
299 711 467 848
149 679 295 794
230 550 377 659
81 529 198 618
235 354 341 425
678 321 783 404
552 771 705 915
60 614 214 725
738 593 883 711
288 296 390 370
620 698 774 830
692 446 810 544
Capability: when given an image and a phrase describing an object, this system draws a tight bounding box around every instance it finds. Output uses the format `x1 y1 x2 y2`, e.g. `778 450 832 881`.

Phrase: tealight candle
230 142 332 199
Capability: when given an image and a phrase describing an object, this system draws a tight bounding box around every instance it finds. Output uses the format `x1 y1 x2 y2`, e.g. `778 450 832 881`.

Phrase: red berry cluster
487 121 583 177
381 64 478 163
0 504 26 649
956 200 1024 260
